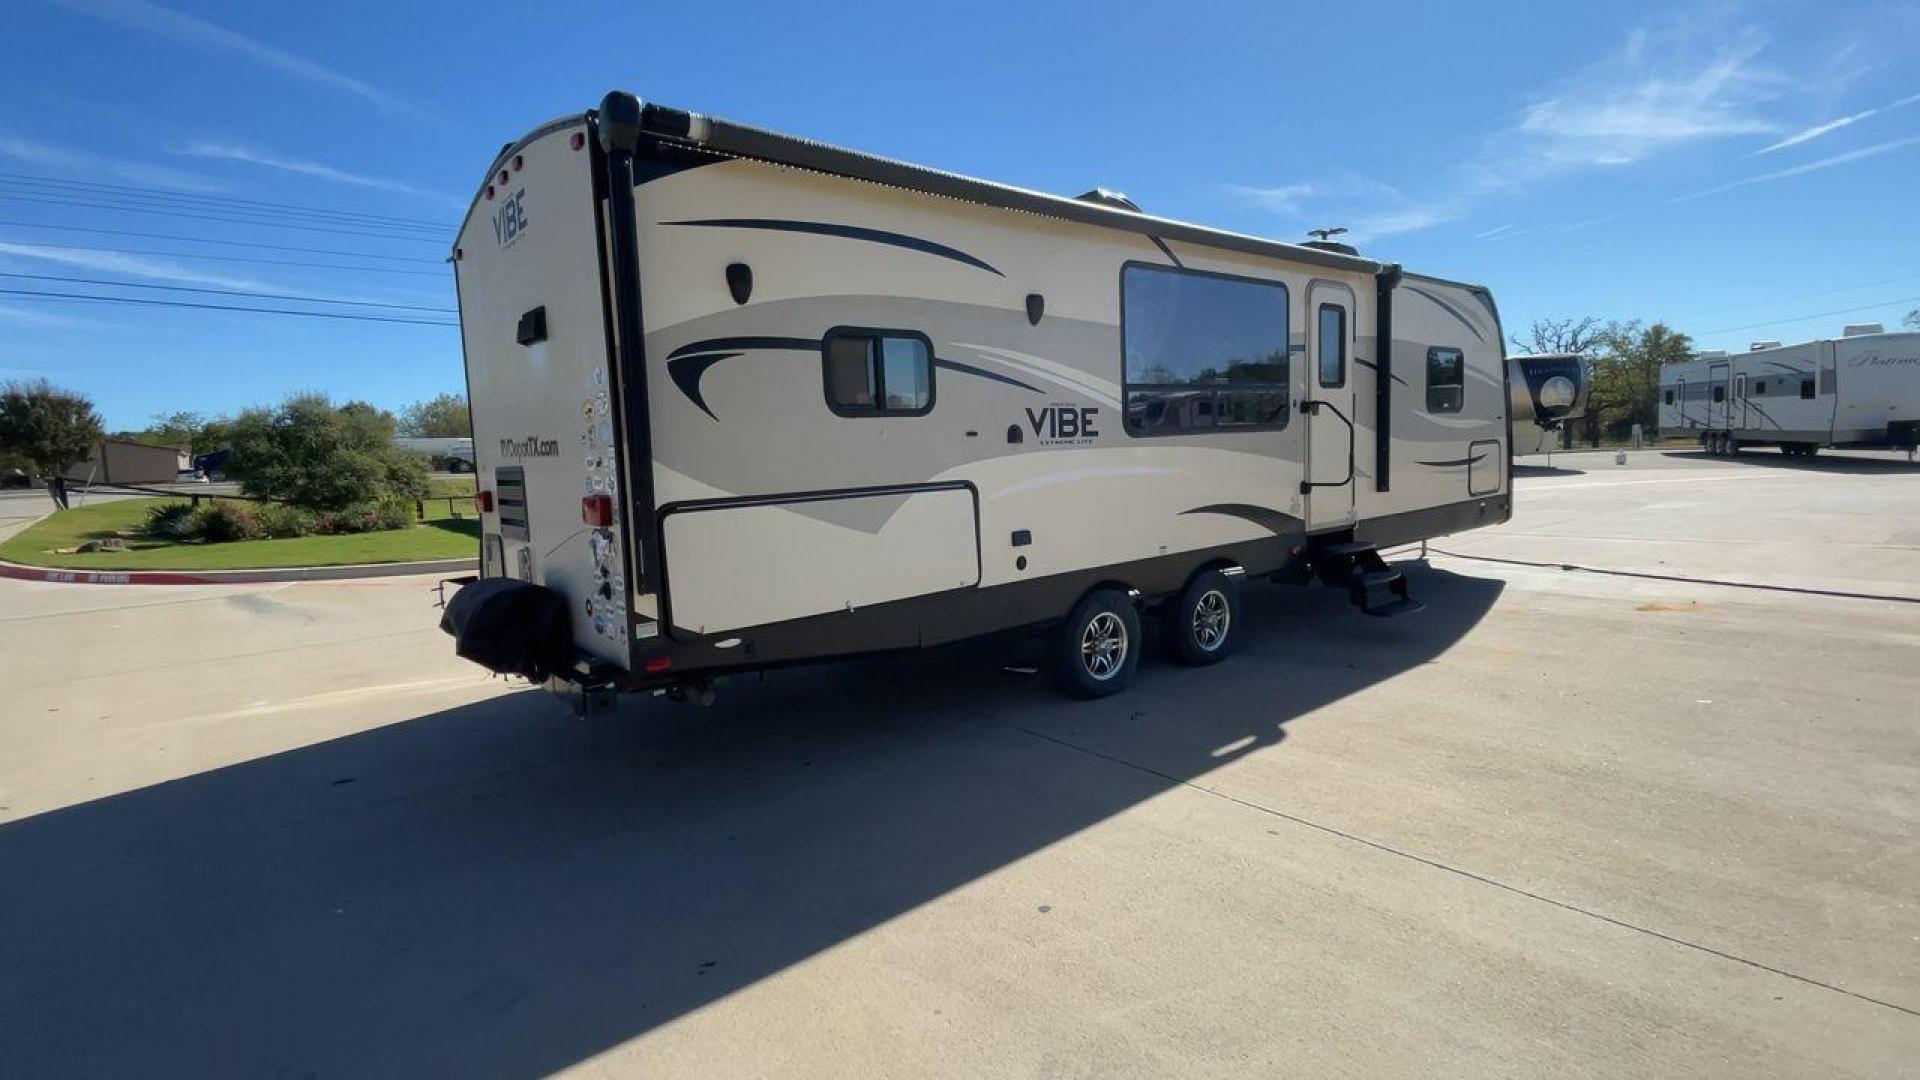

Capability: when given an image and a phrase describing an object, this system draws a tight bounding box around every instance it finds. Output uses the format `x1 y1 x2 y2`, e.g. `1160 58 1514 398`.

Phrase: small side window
1663 389 1674 405
1800 378 1815 400
822 329 934 416
1712 386 1726 403
1426 347 1464 414
1317 304 1346 388
1755 380 1767 395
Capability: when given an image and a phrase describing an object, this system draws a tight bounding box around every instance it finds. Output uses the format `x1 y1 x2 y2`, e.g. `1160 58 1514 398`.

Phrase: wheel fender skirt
440 578 574 682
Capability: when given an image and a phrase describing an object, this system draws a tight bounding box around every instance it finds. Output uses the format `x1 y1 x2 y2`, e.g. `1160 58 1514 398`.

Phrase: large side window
1121 264 1289 436
1317 304 1346 388
1426 347 1464 414
822 329 934 416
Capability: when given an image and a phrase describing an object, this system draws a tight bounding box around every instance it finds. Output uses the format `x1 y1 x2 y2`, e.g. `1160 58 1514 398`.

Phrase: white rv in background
1660 326 1920 456
1508 353 1589 455
442 91 1514 705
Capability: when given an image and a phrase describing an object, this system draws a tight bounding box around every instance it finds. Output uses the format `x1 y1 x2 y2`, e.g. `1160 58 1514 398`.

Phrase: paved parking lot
1 448 1916 1078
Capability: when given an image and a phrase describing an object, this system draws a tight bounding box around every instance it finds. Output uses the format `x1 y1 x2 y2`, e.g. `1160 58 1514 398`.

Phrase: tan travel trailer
442 91 1514 704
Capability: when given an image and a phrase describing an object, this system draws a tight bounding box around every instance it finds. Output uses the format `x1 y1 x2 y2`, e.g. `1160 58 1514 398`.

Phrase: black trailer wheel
1054 589 1141 698
1164 568 1240 666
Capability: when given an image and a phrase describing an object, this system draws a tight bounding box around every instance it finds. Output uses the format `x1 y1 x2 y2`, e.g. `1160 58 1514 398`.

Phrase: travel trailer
1659 327 1920 456
1508 353 1589 455
441 91 1514 705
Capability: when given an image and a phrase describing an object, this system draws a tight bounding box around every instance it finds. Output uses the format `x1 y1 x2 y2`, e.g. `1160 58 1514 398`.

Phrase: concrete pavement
0 448 1915 1077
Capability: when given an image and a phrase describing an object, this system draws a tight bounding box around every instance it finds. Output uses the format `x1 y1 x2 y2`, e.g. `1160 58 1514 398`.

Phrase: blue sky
4 0 1918 429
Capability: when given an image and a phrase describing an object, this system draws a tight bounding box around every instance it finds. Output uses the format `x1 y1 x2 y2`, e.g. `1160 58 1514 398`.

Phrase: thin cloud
1471 20 1780 190
1229 177 1462 244
1228 183 1316 217
1473 224 1516 241
0 240 270 291
1675 133 1920 201
54 0 421 119
1755 91 1920 154
179 143 459 208
0 135 221 192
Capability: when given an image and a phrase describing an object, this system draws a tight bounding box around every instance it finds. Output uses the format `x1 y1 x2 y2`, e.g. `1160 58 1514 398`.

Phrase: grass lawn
428 474 476 498
0 496 479 571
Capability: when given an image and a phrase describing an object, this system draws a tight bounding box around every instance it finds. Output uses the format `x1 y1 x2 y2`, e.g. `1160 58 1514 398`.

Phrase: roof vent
1074 188 1141 212
1842 323 1884 337
1749 340 1781 351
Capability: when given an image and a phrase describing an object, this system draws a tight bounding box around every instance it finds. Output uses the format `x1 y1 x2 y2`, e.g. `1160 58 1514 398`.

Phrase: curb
0 556 476 586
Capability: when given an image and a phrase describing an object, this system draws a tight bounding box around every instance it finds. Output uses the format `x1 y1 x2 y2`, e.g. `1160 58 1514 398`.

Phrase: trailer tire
1165 569 1239 666
1054 589 1141 698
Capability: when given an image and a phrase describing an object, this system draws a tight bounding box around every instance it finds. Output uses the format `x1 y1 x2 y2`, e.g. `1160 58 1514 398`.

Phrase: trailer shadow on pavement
0 566 1502 1079
1659 449 1920 473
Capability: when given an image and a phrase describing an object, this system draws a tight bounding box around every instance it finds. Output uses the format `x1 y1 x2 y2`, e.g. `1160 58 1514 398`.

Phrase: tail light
476 490 495 513
582 492 613 527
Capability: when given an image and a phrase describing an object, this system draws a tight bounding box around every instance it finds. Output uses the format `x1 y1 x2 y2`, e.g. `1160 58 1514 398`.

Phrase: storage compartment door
662 485 979 635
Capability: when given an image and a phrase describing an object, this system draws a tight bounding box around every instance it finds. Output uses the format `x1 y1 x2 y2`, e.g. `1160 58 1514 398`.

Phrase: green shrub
372 495 416 531
142 502 197 541
253 503 319 539
225 393 430 512
189 501 263 544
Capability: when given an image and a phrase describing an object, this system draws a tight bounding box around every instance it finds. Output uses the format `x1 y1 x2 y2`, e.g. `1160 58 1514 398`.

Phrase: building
63 438 190 486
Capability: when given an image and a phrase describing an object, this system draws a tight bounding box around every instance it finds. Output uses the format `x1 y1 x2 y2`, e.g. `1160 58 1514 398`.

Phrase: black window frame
1754 380 1767 395
1800 378 1816 400
820 326 937 418
1425 346 1464 414
1317 302 1347 389
1663 388 1674 405
1118 261 1292 439
1712 385 1726 403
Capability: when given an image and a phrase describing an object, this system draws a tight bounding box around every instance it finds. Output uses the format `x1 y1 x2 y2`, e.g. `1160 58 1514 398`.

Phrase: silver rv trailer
1659 328 1920 457
1508 353 1589 455
442 91 1513 703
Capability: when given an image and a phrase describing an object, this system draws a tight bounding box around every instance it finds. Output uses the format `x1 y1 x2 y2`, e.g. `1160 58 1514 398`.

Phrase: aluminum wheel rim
1081 612 1128 680
1191 589 1230 651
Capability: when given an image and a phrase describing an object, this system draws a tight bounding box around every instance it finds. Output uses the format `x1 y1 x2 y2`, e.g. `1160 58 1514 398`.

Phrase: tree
226 392 428 512
1511 316 1606 358
1905 308 1918 331
1587 321 1693 442
398 392 472 438
0 379 104 479
137 410 234 454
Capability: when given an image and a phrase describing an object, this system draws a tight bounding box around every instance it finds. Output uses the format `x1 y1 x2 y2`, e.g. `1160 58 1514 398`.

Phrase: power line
0 271 456 313
1703 295 1920 334
3 176 447 236
0 238 448 278
0 219 445 263
0 193 447 243
0 287 458 327
0 171 453 230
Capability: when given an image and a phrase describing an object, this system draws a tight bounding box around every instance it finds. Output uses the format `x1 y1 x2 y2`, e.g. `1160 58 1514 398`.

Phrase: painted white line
1520 472 1810 492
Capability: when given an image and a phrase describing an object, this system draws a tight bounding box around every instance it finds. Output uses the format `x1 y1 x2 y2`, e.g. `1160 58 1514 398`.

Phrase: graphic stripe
664 218 1003 276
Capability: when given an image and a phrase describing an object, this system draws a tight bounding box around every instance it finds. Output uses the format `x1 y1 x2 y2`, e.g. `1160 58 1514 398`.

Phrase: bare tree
1905 308 1918 330
1510 316 1605 357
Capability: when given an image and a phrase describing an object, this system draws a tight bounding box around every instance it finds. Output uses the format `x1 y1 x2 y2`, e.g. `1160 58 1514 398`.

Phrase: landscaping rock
77 538 128 553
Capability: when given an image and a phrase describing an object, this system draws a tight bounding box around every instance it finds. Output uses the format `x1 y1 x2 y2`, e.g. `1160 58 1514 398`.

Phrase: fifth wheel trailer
442 91 1514 704
1659 329 1920 456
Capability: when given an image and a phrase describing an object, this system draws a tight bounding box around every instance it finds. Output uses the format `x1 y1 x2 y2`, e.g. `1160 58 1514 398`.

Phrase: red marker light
484 185 495 201
582 492 613 527
512 154 524 172
570 132 586 151
476 490 494 512
644 656 672 674
498 169 510 186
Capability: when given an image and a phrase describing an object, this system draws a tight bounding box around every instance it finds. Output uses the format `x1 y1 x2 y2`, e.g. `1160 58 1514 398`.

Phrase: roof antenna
1303 226 1357 255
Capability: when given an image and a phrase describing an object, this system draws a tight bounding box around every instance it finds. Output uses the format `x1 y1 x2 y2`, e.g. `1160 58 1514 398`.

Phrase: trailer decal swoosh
664 219 1004 276
1406 286 1487 343
666 337 1039 420
1415 453 1488 467
1353 356 1410 386
1149 235 1184 267
934 358 1041 393
1178 503 1301 536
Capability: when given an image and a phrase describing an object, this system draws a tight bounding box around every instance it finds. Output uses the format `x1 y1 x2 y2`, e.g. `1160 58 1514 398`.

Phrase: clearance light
476 490 494 512
484 185 495 201
570 132 586 151
498 169 510 186
512 154 524 172
644 656 672 674
582 493 614 528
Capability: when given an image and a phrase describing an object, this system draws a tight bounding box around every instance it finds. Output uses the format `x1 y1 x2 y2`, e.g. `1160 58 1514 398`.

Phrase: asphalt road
0 447 1915 1078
